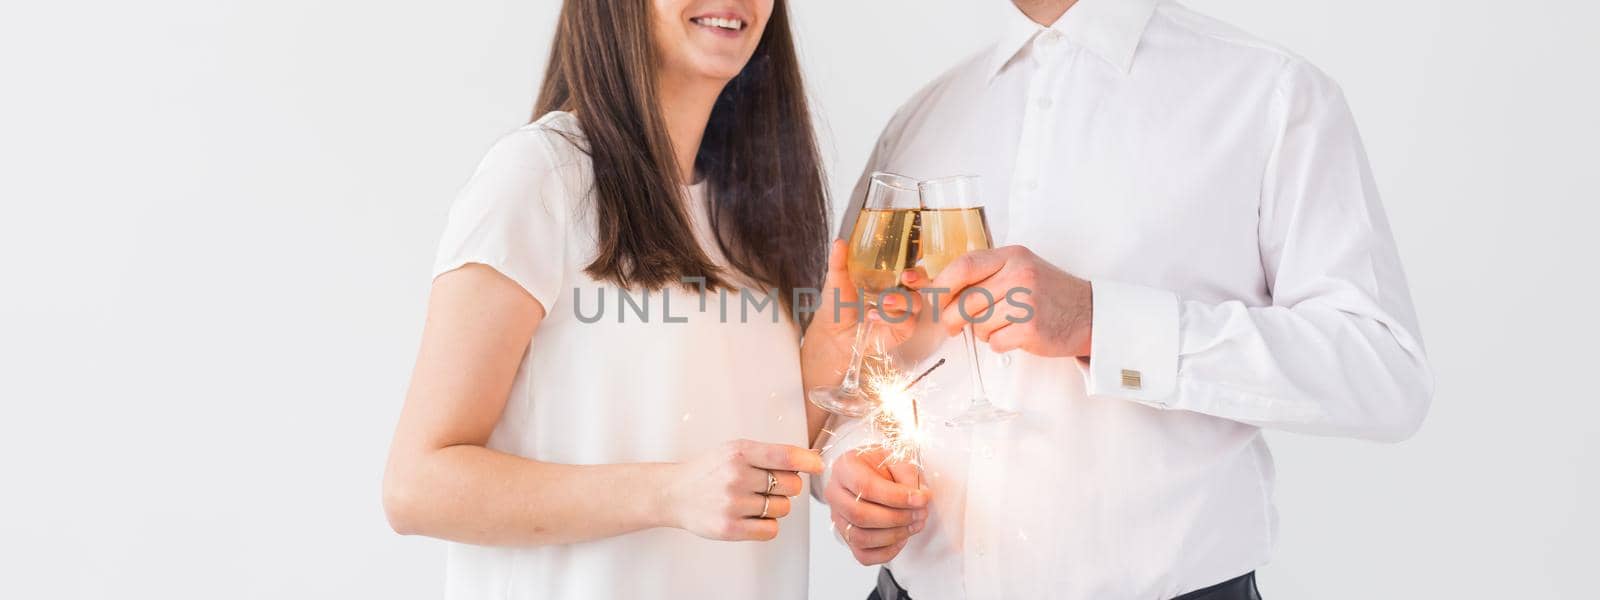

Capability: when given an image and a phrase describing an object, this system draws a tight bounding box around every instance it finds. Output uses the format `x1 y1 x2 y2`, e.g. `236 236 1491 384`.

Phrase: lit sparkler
858 358 946 486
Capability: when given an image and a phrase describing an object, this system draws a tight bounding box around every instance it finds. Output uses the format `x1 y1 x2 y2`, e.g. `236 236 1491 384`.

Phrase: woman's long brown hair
534 0 829 322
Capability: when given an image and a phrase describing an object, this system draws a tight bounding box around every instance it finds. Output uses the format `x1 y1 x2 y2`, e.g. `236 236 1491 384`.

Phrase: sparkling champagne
846 208 920 297
812 172 922 419
916 207 992 278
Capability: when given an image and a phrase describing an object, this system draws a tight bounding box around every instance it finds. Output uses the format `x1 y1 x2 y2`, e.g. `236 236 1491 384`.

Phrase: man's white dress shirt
822 1 1433 598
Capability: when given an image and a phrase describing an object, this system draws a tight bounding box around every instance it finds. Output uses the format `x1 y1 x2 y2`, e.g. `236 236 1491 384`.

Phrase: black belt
1172 572 1261 600
868 569 1261 600
868 568 912 600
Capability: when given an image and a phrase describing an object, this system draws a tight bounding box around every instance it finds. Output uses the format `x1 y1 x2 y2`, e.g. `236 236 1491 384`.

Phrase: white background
1 0 1595 598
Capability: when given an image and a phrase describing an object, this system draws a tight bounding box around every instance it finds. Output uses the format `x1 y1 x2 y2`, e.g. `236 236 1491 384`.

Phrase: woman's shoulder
531 110 583 139
478 111 589 177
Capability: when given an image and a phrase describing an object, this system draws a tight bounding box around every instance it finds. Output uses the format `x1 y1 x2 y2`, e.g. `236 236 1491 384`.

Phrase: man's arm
1085 61 1432 441
916 61 1432 442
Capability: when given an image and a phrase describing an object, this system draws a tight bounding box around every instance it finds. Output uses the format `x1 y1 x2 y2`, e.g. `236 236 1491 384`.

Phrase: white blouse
432 111 810 600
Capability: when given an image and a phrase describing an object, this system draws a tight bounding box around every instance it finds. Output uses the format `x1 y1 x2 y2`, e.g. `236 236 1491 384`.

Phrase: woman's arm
383 265 820 546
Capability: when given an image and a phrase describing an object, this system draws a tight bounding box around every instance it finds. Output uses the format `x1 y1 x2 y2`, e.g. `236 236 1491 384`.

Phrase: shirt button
1036 96 1053 110
998 353 1013 367
1023 179 1038 191
981 445 996 459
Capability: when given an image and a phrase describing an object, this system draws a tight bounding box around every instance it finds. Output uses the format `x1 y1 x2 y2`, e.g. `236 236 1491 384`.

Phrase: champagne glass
917 175 1017 426
809 172 921 418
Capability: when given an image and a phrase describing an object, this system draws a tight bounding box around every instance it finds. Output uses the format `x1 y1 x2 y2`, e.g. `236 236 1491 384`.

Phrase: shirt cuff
1084 280 1180 406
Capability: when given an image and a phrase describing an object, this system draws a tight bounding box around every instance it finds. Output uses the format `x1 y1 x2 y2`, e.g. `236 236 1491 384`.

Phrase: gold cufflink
1121 369 1142 390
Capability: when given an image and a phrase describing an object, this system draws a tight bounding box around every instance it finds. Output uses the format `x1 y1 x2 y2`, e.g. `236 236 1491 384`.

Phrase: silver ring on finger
759 495 772 519
764 469 778 495
844 523 853 545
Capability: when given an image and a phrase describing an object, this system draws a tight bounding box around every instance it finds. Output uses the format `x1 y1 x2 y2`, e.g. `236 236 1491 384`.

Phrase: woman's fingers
736 493 792 519
869 284 926 344
827 239 849 274
742 466 804 496
705 494 793 542
824 476 920 528
728 516 780 541
820 239 857 321
874 285 922 317
885 461 924 491
833 453 928 510
677 440 816 543
835 503 916 565
822 450 931 564
851 538 910 566
732 440 824 474
831 511 912 549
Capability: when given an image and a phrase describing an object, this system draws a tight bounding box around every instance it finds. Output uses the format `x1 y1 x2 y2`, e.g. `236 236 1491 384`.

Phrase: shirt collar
985 0 1159 79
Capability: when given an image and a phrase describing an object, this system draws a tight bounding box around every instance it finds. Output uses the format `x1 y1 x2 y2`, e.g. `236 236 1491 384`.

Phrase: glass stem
961 324 989 404
840 316 875 395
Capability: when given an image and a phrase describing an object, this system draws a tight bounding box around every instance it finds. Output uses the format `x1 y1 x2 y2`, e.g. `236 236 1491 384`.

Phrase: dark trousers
1172 573 1262 600
865 569 1261 600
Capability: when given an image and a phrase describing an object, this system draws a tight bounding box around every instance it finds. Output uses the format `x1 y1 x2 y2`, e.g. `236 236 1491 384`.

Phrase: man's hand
823 447 930 565
903 245 1093 357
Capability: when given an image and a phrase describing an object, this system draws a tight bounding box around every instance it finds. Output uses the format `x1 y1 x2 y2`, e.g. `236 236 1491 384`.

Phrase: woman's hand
661 439 824 541
801 240 924 390
823 446 930 565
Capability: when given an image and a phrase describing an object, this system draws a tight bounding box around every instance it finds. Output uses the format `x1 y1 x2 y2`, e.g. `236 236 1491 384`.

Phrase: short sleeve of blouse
432 124 574 311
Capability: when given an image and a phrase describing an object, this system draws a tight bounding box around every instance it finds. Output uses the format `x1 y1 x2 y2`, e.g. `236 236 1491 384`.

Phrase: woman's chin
686 55 755 83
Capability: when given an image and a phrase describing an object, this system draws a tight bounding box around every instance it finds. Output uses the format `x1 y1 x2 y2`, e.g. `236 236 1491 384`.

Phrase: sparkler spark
856 358 947 483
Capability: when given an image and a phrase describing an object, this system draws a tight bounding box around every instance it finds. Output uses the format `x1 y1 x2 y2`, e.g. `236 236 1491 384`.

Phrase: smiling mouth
690 16 746 32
